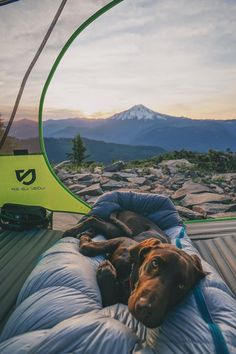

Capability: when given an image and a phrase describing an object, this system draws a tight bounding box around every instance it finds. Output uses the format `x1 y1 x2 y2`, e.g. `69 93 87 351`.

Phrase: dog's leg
86 215 125 239
79 235 123 257
134 231 169 244
97 260 119 306
109 212 133 237
62 216 96 238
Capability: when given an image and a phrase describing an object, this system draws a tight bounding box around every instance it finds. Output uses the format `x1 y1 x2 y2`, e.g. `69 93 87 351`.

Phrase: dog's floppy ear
130 238 161 264
191 254 208 279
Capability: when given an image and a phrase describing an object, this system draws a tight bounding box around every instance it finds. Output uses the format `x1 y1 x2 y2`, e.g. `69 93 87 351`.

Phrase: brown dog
79 235 206 328
63 210 169 243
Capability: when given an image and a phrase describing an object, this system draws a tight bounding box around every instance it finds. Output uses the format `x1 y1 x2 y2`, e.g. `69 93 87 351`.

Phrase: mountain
111 104 168 121
9 119 38 139
133 119 236 151
42 106 185 144
10 105 236 151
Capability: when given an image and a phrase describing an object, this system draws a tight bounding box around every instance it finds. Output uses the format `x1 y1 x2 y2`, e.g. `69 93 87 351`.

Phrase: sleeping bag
0 191 235 353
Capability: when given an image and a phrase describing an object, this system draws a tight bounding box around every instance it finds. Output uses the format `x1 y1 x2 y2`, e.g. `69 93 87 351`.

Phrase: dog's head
128 238 206 328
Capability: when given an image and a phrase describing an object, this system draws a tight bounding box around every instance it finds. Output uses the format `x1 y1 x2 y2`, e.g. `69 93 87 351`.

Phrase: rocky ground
55 159 236 221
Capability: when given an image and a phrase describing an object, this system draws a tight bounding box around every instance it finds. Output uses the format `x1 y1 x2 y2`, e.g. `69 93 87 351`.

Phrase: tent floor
0 228 62 331
0 219 235 332
186 220 236 297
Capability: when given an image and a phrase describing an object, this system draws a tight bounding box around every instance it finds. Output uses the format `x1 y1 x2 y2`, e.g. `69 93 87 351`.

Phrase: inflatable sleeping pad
0 191 235 354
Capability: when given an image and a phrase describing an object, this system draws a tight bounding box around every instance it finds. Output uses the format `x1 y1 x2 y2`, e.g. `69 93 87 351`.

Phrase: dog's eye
151 258 160 268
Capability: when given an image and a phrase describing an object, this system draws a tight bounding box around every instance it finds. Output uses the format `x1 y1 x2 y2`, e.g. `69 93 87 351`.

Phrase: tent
0 0 235 347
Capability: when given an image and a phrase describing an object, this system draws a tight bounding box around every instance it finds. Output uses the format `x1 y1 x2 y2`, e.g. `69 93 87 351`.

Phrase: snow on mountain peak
111 105 167 121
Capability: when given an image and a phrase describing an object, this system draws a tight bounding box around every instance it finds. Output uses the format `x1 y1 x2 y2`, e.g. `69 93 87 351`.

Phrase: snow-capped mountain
111 104 168 121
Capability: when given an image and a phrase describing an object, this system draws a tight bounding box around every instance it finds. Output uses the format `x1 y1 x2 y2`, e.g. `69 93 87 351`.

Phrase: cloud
1 0 236 120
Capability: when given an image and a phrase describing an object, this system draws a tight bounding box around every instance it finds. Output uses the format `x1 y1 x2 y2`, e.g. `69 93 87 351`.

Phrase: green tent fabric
0 155 90 213
0 0 122 214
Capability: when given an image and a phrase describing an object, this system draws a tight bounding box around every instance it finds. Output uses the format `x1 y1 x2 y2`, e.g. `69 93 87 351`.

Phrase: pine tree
67 134 87 166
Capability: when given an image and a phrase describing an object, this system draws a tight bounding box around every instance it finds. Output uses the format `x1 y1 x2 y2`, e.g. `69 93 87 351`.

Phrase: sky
0 0 236 121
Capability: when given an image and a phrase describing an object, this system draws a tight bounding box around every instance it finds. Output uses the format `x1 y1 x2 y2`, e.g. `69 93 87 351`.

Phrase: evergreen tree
67 134 87 166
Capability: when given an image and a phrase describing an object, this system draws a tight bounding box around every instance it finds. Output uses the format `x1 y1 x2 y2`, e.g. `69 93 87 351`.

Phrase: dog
79 234 206 328
63 210 169 244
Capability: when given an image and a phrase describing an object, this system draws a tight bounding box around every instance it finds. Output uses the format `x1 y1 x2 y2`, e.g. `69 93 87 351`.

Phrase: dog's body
79 235 206 328
63 210 169 243
64 210 205 327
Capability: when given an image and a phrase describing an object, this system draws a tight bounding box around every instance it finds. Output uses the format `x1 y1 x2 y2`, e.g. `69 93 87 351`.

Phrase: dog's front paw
79 240 92 256
79 234 92 243
97 260 117 283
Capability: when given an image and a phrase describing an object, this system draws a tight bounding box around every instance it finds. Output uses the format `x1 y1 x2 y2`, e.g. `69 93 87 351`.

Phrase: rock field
55 159 236 221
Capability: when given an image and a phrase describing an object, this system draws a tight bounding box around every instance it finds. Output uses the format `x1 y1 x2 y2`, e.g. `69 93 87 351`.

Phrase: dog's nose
135 297 153 315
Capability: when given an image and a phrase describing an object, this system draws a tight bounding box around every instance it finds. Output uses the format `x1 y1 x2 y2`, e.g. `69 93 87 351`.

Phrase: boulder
160 159 194 174
139 185 152 192
192 203 236 215
145 174 158 182
127 177 146 185
93 166 103 174
136 168 146 175
85 196 99 205
212 173 236 182
172 182 212 200
104 161 126 172
176 206 204 220
151 184 173 197
112 172 138 180
102 172 115 178
68 183 87 192
171 176 186 186
54 161 71 171
73 179 98 187
209 184 224 194
123 168 138 174
61 173 75 181
101 180 129 191
76 183 103 196
182 193 231 207
74 173 95 181
148 168 163 178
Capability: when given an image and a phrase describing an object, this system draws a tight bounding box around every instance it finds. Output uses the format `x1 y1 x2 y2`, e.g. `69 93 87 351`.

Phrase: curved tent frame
0 0 123 215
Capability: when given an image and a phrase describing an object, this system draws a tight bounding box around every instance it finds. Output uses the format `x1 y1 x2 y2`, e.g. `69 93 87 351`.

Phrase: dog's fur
63 210 169 243
79 234 206 328
63 210 205 327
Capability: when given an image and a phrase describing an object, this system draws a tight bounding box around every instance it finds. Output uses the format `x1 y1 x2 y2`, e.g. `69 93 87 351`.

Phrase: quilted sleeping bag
0 191 235 354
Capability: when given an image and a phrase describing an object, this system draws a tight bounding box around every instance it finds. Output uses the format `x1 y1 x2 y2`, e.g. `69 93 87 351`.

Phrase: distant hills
10 105 236 151
45 137 165 164
18 137 165 164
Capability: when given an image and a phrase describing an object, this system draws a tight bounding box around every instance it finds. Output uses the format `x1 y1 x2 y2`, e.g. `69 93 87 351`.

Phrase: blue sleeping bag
0 191 235 353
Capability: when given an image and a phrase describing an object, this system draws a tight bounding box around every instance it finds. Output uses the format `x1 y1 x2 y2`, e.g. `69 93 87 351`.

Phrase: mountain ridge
8 105 236 151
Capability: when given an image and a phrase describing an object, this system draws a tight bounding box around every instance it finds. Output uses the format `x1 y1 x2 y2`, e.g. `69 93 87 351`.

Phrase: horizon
3 104 235 122
0 104 236 123
1 0 236 122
